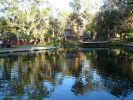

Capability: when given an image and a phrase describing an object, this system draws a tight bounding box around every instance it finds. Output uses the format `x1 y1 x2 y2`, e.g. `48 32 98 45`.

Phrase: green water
0 48 133 100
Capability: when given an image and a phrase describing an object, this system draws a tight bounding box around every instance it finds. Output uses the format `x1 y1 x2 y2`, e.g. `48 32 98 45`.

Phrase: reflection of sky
0 50 133 99
93 70 101 82
11 62 19 80
45 77 119 100
0 67 2 79
85 91 119 100
125 91 133 100
45 78 75 100
43 81 55 93
82 60 101 83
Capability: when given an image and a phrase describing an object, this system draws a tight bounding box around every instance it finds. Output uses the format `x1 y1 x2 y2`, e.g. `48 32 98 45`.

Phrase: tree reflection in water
0 48 133 99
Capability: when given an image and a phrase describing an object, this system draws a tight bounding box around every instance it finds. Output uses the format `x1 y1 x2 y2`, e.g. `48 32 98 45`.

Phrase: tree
68 0 84 38
0 0 52 44
68 0 101 39
0 17 9 34
90 0 133 40
48 16 65 44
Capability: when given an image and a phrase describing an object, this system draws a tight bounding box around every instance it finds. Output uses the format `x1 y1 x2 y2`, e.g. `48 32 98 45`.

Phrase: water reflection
0 48 133 99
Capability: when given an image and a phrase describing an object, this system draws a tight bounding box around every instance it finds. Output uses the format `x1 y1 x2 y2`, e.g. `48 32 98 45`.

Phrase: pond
0 48 133 100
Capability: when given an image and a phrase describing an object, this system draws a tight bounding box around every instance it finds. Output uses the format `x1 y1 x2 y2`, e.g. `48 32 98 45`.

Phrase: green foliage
69 0 81 13
0 0 52 43
90 10 122 40
90 0 133 40
0 17 9 33
0 0 132 45
49 16 65 42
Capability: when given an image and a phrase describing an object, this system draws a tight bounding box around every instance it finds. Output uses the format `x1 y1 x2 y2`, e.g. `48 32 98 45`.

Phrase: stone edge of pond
124 43 133 47
0 46 56 54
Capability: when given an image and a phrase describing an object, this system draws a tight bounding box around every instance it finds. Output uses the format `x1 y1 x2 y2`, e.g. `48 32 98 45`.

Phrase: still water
0 48 133 100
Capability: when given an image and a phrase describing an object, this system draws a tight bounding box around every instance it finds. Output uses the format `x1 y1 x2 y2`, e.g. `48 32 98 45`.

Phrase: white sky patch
48 0 103 13
0 0 103 17
48 0 72 12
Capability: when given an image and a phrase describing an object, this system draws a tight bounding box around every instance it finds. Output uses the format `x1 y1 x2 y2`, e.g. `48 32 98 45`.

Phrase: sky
0 0 103 17
48 0 103 13
48 0 72 11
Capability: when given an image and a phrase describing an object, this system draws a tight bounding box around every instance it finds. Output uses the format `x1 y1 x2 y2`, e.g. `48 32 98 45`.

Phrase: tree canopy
0 0 132 44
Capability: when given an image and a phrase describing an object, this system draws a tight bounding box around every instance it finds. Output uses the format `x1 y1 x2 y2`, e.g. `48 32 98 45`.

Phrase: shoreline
0 41 133 54
0 46 56 54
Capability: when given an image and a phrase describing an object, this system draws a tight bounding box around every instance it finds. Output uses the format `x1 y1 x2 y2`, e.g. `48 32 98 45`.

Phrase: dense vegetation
91 0 133 40
0 0 132 45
